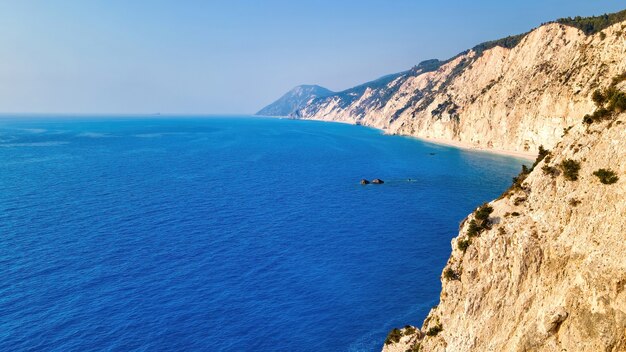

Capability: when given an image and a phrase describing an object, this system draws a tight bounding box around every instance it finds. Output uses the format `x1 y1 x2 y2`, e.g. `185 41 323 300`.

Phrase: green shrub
592 89 606 105
472 33 528 53
532 146 551 169
511 164 531 189
585 73 626 124
593 168 619 184
475 203 494 222
467 219 481 237
404 325 417 336
511 212 521 217
542 165 559 177
443 268 459 281
513 196 526 206
464 203 494 238
609 91 626 112
385 328 403 345
426 324 443 336
457 239 470 252
555 10 626 35
560 159 581 181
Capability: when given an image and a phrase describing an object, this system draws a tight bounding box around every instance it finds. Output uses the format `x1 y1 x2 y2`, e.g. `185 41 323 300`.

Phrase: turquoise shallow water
0 116 525 351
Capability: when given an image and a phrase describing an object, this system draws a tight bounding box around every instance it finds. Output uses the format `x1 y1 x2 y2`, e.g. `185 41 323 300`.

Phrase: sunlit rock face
294 21 626 155
383 111 626 351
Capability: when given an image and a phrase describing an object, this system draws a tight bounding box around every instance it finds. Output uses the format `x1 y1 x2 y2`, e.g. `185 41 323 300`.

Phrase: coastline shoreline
267 115 537 161
403 134 537 160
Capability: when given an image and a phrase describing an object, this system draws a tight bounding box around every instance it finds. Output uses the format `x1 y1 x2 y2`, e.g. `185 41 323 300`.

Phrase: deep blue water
0 116 525 351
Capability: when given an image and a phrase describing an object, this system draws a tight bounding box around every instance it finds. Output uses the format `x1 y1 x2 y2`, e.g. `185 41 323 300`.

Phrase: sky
0 1 624 114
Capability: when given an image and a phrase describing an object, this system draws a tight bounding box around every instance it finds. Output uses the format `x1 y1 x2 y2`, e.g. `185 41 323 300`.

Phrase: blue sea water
0 116 525 352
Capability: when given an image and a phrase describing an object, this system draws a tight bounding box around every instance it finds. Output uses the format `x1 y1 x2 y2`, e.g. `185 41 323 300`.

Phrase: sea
0 115 526 351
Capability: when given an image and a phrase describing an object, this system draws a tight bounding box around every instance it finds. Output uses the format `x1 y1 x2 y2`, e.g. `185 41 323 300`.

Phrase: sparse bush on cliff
467 219 481 237
583 107 611 124
584 73 626 124
501 147 552 197
457 239 471 252
609 92 626 112
426 324 443 336
513 196 526 206
475 203 494 223
443 268 459 281
592 89 606 105
404 325 417 336
542 164 559 177
593 168 619 184
560 159 581 181
511 164 532 190
385 328 403 345
465 202 494 238
533 145 551 169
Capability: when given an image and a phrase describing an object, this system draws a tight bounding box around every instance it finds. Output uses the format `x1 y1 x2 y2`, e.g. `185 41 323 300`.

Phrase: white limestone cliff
295 21 626 155
383 110 625 351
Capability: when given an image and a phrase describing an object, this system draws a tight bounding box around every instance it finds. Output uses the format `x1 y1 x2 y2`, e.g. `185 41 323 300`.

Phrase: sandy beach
288 116 538 161
408 135 537 160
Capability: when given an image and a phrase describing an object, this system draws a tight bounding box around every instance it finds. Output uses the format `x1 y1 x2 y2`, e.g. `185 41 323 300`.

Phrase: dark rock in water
372 179 384 184
429 152 436 155
360 179 370 185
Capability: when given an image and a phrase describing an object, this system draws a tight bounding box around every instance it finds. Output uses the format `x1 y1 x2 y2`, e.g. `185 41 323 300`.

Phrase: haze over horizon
0 0 624 115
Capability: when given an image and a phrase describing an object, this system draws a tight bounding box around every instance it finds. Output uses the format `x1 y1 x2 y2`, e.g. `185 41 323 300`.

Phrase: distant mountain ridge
259 9 626 155
256 85 333 117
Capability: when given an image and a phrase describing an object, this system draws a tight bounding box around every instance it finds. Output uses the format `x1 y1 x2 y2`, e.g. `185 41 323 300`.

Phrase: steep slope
282 16 626 155
256 85 333 116
292 61 442 121
383 98 626 350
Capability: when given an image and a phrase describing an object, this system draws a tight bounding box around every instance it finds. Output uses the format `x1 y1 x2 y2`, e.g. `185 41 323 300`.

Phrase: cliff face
383 108 625 351
377 14 626 352
290 21 626 154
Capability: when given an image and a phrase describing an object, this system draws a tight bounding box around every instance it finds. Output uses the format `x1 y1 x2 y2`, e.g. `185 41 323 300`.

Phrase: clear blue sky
0 1 623 114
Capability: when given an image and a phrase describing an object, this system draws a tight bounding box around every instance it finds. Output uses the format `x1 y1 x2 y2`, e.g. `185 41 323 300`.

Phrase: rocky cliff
260 14 626 155
383 84 626 351
377 12 626 352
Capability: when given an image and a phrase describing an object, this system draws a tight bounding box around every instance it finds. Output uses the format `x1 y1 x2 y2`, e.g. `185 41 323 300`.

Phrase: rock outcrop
261 13 626 155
